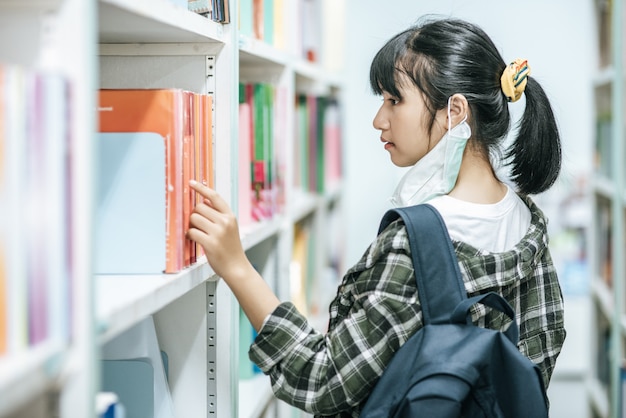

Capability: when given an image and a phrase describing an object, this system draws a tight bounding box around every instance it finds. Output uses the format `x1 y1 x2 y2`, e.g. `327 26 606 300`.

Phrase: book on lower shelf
101 315 174 418
98 89 213 274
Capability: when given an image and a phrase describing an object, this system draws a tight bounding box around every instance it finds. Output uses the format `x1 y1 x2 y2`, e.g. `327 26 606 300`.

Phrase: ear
446 94 469 129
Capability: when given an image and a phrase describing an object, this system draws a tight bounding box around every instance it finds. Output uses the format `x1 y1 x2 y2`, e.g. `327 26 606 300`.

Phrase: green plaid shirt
249 197 566 418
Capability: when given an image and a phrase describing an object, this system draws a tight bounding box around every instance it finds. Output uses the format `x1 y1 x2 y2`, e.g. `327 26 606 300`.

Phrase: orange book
182 91 194 267
203 94 214 188
192 93 202 263
98 89 185 273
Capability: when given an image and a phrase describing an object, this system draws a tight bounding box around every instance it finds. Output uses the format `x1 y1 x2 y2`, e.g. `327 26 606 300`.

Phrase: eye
388 97 400 105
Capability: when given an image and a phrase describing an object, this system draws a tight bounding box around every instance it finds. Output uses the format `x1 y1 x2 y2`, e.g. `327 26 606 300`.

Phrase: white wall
342 0 596 266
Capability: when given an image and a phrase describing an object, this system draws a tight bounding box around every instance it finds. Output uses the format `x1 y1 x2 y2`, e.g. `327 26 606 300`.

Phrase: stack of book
97 89 214 275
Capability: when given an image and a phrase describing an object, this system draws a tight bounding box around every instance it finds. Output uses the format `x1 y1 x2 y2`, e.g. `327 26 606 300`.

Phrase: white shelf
0 341 66 416
241 217 285 250
239 35 289 67
291 191 320 222
96 259 217 343
98 0 227 43
239 374 274 418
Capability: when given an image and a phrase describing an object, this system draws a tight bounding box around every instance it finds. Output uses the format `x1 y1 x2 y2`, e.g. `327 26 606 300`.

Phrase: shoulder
347 217 411 274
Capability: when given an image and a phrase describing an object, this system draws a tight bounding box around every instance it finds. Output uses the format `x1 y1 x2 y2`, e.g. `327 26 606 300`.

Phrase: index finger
189 180 229 213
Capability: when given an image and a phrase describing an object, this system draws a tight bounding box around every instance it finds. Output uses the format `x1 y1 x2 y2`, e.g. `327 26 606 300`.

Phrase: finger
193 200 221 223
189 180 230 213
188 212 214 234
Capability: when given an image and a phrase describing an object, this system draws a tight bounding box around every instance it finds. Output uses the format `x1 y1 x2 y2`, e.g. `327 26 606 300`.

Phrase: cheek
397 116 431 161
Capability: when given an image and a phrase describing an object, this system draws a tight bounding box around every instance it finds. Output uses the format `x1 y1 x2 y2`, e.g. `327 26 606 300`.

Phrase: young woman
187 17 566 418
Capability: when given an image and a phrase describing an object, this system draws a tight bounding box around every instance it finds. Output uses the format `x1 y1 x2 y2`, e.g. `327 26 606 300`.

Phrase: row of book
167 0 230 23
0 65 72 357
238 82 286 226
294 94 342 194
97 89 214 275
238 82 343 228
98 85 342 274
239 0 322 62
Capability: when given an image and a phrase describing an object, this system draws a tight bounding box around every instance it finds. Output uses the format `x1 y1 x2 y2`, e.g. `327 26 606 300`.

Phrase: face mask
390 97 471 207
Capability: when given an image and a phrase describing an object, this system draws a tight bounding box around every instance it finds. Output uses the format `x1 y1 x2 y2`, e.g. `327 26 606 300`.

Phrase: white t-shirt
426 184 531 253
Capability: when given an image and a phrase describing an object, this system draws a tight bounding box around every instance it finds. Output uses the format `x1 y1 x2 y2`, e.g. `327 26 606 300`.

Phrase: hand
187 180 250 281
187 180 281 330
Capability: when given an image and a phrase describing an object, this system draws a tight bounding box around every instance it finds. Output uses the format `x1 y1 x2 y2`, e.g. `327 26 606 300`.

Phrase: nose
372 106 389 131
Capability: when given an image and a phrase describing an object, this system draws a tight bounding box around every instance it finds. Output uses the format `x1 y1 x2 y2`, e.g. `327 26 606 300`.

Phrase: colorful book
99 89 185 273
238 100 253 227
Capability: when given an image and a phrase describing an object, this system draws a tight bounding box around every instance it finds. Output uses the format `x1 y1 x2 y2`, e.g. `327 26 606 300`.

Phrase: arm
187 180 279 331
249 222 422 415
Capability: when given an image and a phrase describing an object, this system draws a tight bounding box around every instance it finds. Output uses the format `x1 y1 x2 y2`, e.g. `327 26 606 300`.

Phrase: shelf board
99 0 227 43
240 216 284 250
592 174 626 205
239 374 274 418
593 67 616 87
239 35 289 68
291 191 320 222
96 258 217 343
0 341 66 416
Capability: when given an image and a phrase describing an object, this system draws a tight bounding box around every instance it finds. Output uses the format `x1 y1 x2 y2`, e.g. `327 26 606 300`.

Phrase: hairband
500 59 531 102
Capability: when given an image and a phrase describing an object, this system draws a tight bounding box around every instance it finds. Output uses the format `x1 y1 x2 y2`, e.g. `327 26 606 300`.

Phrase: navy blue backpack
360 204 548 418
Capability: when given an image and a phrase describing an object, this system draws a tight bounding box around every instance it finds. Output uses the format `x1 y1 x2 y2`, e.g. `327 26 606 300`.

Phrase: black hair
369 17 561 195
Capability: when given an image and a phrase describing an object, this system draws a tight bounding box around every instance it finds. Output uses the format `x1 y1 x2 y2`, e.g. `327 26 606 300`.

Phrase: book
238 100 253 227
4 66 28 354
183 91 194 267
263 0 274 45
324 98 342 189
239 0 254 37
95 132 167 275
252 0 264 40
25 73 49 345
41 74 71 343
101 360 154 418
99 89 185 274
101 316 174 418
188 0 211 14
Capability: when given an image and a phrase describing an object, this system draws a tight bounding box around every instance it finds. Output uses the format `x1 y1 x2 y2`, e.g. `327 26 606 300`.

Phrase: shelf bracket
207 280 217 416
206 55 216 96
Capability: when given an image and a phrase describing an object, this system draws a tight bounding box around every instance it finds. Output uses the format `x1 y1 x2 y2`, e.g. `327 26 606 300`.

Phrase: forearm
222 261 280 331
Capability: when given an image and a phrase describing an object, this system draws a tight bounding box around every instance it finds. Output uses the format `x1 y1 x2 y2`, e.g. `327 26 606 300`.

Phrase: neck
448 145 507 204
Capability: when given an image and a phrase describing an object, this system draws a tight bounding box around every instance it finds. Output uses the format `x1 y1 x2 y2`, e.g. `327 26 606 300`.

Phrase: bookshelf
588 0 625 417
1 0 345 417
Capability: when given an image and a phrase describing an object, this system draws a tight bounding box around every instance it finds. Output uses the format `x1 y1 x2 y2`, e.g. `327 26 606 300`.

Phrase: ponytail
506 77 561 195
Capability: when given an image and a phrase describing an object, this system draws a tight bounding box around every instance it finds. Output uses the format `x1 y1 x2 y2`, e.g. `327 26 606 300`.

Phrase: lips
381 138 394 150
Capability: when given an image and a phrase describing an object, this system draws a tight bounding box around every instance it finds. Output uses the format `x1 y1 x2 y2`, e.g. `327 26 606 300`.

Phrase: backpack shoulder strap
378 204 467 325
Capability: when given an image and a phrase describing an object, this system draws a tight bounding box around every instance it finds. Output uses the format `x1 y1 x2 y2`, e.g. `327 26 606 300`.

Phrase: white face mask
390 97 471 207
